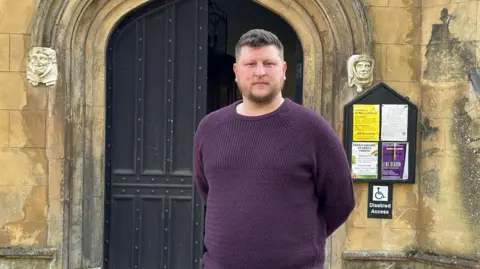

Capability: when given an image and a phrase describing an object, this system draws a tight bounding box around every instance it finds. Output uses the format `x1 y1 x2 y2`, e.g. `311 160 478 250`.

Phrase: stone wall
419 0 480 260
0 0 478 268
346 0 422 254
0 0 59 267
344 0 480 267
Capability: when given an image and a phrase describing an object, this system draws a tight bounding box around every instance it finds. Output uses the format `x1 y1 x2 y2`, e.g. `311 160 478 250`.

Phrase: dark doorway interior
206 0 303 113
104 0 303 268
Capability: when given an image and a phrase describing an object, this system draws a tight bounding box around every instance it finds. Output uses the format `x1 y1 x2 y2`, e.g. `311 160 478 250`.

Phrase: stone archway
31 0 371 268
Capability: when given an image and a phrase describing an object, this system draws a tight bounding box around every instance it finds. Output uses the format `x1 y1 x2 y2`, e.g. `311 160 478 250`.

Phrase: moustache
252 81 269 84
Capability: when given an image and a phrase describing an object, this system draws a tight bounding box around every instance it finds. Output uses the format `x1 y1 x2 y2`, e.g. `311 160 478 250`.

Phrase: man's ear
233 63 238 82
283 62 287 80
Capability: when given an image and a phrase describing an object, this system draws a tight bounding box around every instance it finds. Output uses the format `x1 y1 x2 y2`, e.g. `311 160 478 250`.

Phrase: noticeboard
343 82 418 184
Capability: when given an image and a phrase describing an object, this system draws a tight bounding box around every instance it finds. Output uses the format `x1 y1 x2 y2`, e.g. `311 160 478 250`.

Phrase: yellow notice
353 104 380 141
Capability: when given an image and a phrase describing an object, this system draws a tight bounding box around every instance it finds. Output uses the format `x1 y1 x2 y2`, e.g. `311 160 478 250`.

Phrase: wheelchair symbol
372 186 388 202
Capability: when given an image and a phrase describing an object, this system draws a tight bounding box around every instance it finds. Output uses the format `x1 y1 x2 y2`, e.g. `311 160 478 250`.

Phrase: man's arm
313 118 355 237
193 129 208 203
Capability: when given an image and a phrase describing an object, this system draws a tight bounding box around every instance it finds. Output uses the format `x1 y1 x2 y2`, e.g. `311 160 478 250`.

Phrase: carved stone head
27 47 58 86
347 54 374 93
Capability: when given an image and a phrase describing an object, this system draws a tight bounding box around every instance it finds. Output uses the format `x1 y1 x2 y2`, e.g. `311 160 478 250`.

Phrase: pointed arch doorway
104 0 304 268
31 0 370 268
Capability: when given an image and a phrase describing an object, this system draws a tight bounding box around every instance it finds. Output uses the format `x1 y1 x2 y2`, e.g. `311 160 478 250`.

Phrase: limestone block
48 159 63 200
0 186 47 247
385 81 421 105
9 110 46 148
389 0 421 7
362 0 388 7
0 34 9 71
0 0 36 33
421 84 470 119
0 148 47 186
449 2 478 42
382 184 418 230
10 34 30 72
369 6 421 44
47 198 63 247
0 72 27 110
417 229 477 259
423 0 450 8
385 45 421 82
373 45 386 81
346 227 415 251
422 2 477 46
0 258 55 269
0 111 8 147
445 118 460 157
420 117 445 157
347 189 382 229
419 156 460 197
420 192 473 232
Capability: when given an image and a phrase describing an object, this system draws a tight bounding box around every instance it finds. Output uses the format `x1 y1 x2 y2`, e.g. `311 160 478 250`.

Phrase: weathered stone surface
9 110 46 148
385 81 421 105
0 148 46 186
47 199 62 247
385 45 421 82
389 0 421 8
423 5 477 82
0 186 47 247
0 35 9 71
0 0 36 33
369 6 421 44
363 0 388 7
451 93 480 239
346 227 416 251
10 34 29 72
0 73 27 110
373 44 386 81
0 258 56 269
0 111 8 148
420 117 445 157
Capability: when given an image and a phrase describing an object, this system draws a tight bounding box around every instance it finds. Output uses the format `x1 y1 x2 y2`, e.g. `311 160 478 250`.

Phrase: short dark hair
235 29 284 60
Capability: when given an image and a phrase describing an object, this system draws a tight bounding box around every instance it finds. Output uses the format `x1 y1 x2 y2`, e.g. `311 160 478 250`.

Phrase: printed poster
381 104 408 141
381 142 409 180
351 142 378 179
353 104 380 141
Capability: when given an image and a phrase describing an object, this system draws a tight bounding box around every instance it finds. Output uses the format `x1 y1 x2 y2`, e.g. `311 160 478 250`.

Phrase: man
193 29 355 269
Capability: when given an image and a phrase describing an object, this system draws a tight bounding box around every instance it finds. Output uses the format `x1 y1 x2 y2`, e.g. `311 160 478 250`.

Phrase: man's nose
254 64 266 76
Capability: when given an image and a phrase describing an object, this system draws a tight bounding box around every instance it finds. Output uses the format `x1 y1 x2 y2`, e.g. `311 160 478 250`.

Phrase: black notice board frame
343 82 418 184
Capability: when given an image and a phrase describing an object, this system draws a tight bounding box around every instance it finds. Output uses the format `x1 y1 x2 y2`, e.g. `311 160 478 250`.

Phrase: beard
243 84 283 105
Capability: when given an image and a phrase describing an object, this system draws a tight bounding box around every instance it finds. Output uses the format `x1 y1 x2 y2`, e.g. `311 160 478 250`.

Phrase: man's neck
237 95 285 117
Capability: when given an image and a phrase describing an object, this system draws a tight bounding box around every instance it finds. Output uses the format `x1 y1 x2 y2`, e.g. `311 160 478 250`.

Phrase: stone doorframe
31 0 371 268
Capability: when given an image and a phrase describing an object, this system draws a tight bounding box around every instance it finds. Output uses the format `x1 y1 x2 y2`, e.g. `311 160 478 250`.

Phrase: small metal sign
367 182 393 219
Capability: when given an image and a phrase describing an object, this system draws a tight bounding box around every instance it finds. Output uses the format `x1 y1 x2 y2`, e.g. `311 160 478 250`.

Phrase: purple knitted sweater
193 98 355 269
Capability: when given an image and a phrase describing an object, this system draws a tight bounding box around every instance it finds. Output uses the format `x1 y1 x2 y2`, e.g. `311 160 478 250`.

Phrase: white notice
351 142 378 179
381 104 408 141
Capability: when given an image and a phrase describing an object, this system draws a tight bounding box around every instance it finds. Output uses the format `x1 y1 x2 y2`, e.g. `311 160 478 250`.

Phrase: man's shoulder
195 104 234 138
282 101 331 132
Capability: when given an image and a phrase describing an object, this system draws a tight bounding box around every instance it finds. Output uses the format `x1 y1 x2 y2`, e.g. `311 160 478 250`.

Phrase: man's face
355 61 371 79
233 44 287 104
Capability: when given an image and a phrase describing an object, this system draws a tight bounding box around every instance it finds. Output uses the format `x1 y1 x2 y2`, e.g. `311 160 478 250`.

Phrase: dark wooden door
104 0 208 268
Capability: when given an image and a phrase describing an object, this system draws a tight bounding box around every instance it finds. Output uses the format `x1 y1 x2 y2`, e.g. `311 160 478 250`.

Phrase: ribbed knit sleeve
308 116 355 237
193 127 208 203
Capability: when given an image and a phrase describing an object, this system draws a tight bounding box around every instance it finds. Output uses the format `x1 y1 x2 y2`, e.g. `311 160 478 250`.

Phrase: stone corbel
27 47 58 87
347 54 374 94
